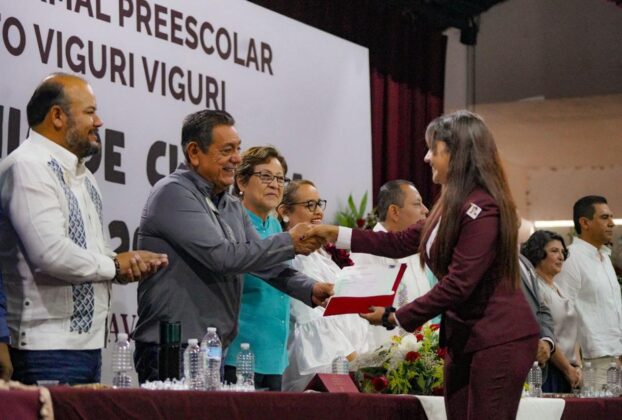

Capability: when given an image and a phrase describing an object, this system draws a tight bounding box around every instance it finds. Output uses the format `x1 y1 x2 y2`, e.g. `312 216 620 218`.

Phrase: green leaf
416 375 426 392
358 191 368 217
335 213 349 227
335 212 356 228
347 194 357 214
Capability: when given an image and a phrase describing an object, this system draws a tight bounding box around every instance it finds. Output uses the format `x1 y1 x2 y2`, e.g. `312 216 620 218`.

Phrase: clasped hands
288 224 346 307
115 251 169 283
288 224 340 255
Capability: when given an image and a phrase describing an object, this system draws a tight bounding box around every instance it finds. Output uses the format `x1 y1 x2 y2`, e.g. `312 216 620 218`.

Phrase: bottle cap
159 320 182 344
241 343 250 350
118 333 128 341
188 338 198 346
207 327 217 333
532 361 539 367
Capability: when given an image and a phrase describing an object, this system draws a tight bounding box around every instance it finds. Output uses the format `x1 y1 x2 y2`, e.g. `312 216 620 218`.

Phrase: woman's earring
282 215 289 223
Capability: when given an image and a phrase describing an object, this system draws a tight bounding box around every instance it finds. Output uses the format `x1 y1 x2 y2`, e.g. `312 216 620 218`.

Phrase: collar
373 222 388 233
373 223 402 264
535 273 559 293
177 162 227 204
30 131 83 176
245 208 270 228
572 236 612 257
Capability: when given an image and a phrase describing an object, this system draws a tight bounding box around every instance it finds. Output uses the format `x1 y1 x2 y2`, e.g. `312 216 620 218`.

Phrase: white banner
0 0 371 383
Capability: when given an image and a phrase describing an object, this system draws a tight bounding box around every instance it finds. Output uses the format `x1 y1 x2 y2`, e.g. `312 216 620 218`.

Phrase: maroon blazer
351 188 539 353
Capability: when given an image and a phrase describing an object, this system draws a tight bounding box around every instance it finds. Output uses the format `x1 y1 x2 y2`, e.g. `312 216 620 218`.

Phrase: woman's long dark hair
419 111 520 289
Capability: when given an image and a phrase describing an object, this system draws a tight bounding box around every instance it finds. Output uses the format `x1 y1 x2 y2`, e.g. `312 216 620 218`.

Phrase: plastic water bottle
201 327 222 391
111 333 133 388
527 361 542 397
331 354 349 375
235 343 255 390
606 361 619 396
183 338 205 390
582 361 596 397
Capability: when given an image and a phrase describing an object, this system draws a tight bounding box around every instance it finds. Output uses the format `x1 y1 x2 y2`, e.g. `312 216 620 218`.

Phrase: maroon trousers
443 334 539 420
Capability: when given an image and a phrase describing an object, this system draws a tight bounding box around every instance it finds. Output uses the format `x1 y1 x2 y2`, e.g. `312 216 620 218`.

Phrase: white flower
398 334 421 353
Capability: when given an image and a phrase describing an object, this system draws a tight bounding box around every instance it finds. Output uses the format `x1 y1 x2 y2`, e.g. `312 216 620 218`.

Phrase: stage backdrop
0 0 372 384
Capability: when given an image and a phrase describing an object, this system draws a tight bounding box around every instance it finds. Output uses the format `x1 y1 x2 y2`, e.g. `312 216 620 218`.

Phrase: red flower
432 386 444 396
405 351 420 362
323 243 354 268
430 324 440 331
372 376 389 391
356 218 366 228
415 333 424 342
437 347 447 359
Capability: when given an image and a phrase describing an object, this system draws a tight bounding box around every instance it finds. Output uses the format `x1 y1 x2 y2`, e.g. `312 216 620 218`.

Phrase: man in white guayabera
0 73 168 385
556 195 621 386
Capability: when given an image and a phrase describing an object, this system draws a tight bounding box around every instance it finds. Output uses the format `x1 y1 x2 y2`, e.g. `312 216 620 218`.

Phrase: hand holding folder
323 263 407 316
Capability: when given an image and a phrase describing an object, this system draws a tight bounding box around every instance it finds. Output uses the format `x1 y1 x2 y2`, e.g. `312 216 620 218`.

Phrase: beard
66 120 101 159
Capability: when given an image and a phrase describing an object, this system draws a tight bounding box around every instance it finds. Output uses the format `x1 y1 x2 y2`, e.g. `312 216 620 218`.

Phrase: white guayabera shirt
556 237 622 359
0 132 115 350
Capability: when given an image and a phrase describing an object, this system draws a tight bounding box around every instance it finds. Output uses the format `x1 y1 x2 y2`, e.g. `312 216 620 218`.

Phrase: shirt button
24 301 30 306
20 342 26 346
21 332 26 336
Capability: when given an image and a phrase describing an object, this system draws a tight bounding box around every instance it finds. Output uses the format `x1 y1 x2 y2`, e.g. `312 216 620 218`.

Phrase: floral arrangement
335 192 376 229
351 323 445 395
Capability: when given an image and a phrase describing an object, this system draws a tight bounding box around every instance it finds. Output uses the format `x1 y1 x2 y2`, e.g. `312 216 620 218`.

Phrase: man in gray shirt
133 110 330 383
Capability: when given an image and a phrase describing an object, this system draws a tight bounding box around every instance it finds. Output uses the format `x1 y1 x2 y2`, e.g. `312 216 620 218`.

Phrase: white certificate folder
323 263 406 316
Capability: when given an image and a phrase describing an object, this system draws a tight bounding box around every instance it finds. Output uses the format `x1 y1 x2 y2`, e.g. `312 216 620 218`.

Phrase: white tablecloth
415 396 565 420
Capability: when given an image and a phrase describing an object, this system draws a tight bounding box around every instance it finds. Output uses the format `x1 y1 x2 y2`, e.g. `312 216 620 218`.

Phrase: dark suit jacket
351 188 539 353
519 254 556 380
519 254 556 342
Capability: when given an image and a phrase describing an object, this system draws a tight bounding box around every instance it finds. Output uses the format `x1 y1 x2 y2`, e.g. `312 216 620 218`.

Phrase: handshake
287 223 341 255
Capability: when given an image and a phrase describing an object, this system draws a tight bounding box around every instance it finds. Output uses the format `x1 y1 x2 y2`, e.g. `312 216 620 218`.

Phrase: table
49 389 427 419
561 397 622 420
0 390 40 419
1 387 620 420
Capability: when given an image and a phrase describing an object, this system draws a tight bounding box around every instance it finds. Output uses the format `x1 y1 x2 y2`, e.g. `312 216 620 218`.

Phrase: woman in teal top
223 146 291 391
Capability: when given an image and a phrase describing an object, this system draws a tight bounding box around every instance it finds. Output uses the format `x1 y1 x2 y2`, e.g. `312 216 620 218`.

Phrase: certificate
323 263 406 316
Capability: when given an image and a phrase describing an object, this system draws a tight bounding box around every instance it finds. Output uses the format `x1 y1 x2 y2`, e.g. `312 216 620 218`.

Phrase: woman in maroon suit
310 111 539 419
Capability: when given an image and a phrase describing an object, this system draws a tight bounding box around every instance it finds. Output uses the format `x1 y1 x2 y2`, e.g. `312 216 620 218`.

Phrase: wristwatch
112 256 129 284
382 306 396 330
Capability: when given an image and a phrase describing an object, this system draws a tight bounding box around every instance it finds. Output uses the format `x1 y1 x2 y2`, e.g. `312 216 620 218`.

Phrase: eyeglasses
291 199 327 212
251 171 290 186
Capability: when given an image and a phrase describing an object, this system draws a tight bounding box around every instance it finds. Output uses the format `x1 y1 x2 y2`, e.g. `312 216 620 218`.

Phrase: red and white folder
323 263 406 316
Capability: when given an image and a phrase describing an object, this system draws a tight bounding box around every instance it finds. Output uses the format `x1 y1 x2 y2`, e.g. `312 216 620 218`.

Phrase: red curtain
250 1 446 206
